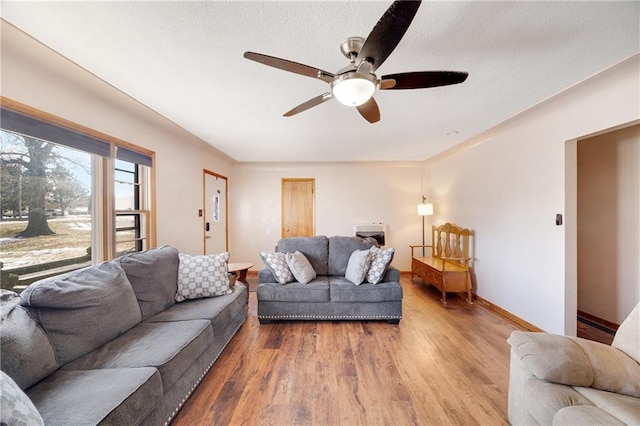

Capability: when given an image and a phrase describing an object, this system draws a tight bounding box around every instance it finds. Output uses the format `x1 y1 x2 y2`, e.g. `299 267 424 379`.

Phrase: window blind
0 107 111 157
116 146 152 167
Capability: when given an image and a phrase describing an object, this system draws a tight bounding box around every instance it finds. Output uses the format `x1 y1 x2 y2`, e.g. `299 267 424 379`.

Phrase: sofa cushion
260 251 294 284
523 377 592 425
257 278 330 303
147 284 247 337
19 262 142 366
116 245 179 320
27 368 161 426
0 291 57 390
176 252 232 301
328 236 377 276
612 302 639 363
553 405 626 425
330 277 403 302
285 251 316 284
573 386 640 425
277 236 329 276
570 337 640 398
62 320 212 392
366 246 395 284
0 370 44 426
344 249 372 285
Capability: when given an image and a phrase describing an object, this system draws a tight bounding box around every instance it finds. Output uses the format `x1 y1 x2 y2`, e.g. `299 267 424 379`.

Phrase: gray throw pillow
345 249 372 285
285 251 316 284
176 252 232 302
260 251 294 284
366 246 395 284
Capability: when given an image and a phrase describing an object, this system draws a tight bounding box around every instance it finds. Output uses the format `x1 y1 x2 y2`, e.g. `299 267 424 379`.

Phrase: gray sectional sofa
0 246 247 426
257 235 402 323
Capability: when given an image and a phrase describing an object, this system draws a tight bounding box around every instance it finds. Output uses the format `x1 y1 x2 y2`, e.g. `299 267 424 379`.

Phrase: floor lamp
417 196 434 257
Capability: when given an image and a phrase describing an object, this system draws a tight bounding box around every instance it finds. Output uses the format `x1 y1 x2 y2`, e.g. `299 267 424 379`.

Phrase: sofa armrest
508 331 593 387
257 268 276 284
508 331 640 398
381 266 400 283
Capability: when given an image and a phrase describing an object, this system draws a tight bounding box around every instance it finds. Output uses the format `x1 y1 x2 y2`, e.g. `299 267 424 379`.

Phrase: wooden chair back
432 223 470 266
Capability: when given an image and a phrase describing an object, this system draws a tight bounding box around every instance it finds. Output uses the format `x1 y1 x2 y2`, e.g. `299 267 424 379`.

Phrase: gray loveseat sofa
507 302 640 425
257 235 402 324
0 246 247 426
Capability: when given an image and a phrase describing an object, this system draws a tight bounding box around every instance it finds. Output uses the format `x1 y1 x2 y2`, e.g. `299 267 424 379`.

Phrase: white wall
423 55 639 334
577 125 640 324
3 19 639 334
229 162 424 269
1 22 233 255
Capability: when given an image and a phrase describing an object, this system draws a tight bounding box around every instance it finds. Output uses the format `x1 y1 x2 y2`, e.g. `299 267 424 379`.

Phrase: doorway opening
568 121 639 340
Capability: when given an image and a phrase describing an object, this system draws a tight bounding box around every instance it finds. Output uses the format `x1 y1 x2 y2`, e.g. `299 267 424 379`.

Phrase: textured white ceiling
2 1 639 162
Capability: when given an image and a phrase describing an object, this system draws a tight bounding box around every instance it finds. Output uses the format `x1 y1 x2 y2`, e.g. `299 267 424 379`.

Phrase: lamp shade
331 73 376 106
417 202 434 216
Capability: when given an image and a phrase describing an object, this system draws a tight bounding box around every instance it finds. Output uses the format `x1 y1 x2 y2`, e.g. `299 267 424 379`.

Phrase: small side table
228 262 253 284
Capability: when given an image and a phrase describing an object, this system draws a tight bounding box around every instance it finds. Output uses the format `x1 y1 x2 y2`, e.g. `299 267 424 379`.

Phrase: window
114 154 151 255
0 100 154 292
213 195 220 222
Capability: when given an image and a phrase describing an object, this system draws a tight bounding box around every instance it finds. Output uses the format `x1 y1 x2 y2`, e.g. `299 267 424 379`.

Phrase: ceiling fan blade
356 97 381 124
244 52 335 83
380 71 469 90
356 1 422 72
379 79 396 90
283 93 333 117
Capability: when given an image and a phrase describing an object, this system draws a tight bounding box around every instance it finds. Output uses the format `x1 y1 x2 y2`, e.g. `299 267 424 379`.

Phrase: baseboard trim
577 310 619 333
475 296 544 332
406 272 543 332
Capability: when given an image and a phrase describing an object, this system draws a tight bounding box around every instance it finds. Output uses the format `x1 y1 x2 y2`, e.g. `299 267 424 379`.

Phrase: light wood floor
172 276 529 425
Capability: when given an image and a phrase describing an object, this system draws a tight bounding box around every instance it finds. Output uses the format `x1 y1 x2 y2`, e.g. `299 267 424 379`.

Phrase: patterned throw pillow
366 246 395 284
175 252 232 302
0 370 44 426
260 251 294 284
345 249 372 285
285 251 316 284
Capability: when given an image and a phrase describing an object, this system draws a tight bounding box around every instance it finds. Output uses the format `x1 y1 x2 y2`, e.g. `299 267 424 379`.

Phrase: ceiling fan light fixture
331 72 376 107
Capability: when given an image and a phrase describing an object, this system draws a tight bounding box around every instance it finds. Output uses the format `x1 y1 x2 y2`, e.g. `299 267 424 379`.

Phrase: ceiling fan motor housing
340 36 365 60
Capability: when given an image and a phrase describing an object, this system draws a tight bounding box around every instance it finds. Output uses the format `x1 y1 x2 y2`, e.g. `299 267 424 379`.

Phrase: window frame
0 96 156 263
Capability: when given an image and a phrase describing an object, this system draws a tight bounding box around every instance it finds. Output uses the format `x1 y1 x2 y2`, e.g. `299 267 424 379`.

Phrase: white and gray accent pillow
0 370 44 426
260 251 294 284
366 246 395 284
285 251 316 284
345 249 372 285
175 252 232 302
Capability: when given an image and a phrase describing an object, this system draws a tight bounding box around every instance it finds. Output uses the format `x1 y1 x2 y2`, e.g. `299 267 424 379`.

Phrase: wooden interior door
281 178 315 238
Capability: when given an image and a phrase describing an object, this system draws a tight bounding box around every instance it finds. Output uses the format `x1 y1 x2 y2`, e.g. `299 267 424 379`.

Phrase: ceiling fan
244 0 468 124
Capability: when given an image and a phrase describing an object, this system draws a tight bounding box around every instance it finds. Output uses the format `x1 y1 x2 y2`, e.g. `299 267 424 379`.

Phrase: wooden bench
410 223 472 304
